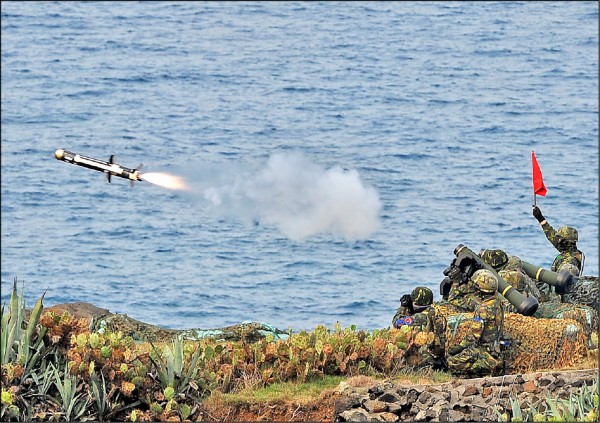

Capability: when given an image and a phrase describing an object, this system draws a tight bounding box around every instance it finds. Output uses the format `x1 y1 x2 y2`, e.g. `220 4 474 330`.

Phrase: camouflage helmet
558 262 580 277
410 286 434 306
480 249 509 270
472 269 499 293
504 255 523 272
557 226 578 243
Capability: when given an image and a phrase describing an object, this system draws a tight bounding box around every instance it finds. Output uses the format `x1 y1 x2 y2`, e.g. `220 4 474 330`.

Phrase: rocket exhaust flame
140 172 188 190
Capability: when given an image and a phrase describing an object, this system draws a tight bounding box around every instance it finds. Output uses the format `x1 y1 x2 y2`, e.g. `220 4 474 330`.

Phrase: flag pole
533 193 536 207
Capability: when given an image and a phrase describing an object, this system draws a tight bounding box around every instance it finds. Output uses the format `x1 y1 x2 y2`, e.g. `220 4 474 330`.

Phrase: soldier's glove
532 206 545 223
400 294 413 308
447 345 464 355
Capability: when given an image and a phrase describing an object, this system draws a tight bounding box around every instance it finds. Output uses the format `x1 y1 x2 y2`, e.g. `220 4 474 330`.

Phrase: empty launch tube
454 244 539 316
520 261 577 295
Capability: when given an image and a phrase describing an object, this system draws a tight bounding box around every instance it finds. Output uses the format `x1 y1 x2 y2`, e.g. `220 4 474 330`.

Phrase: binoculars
400 294 413 309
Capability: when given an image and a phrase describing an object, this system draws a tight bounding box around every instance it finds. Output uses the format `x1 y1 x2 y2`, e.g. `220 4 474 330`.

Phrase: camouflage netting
91 313 289 343
93 313 179 342
562 275 598 310
44 303 289 344
435 304 593 374
534 302 598 342
500 313 590 373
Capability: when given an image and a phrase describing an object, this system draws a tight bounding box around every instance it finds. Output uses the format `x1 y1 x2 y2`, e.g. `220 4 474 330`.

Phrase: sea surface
1 1 598 332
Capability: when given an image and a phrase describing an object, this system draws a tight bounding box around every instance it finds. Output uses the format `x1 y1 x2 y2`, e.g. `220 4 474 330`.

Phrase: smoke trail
185 152 382 241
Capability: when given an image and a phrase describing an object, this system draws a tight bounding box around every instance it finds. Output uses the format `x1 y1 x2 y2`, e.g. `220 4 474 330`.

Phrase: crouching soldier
392 287 447 370
446 269 505 377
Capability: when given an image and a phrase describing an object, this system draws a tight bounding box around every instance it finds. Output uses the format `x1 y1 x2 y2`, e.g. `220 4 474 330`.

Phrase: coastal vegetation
1 279 598 422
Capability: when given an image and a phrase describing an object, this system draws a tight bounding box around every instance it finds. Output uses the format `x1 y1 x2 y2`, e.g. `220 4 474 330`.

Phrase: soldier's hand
532 205 544 222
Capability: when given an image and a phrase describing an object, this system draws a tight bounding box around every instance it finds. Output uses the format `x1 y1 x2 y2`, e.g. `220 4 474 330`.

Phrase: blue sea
1 1 598 332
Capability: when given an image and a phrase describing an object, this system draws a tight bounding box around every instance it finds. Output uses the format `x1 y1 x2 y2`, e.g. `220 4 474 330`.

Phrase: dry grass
389 367 454 386
346 374 376 388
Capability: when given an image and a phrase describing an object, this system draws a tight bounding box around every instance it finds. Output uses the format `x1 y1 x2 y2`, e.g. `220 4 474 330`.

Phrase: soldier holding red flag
530 151 585 278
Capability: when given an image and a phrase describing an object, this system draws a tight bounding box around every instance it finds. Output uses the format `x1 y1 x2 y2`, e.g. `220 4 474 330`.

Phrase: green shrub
497 378 599 422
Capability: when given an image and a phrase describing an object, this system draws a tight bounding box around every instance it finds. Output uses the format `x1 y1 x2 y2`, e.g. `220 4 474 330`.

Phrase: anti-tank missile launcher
445 244 539 316
476 247 578 296
520 261 578 295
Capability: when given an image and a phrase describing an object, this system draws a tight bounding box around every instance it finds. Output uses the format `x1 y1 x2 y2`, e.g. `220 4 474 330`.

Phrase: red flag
532 151 547 196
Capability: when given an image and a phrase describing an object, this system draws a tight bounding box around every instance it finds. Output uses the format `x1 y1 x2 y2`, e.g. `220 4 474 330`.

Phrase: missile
54 148 143 186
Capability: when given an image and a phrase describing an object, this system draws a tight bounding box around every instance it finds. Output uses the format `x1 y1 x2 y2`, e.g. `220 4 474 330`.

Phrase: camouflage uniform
536 222 583 302
393 287 447 370
395 307 447 370
533 206 585 297
447 277 486 312
535 279 562 304
540 221 585 273
392 305 411 327
446 248 510 313
447 270 505 377
446 295 505 377
392 286 435 326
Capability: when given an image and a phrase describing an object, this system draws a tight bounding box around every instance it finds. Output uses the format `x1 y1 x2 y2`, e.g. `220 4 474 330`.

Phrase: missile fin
107 155 116 183
131 163 143 188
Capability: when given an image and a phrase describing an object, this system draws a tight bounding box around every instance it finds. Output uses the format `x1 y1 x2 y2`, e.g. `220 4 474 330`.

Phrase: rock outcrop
334 368 597 422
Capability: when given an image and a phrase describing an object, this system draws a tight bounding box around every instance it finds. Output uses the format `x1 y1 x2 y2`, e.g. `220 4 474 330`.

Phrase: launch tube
454 244 539 316
520 261 577 295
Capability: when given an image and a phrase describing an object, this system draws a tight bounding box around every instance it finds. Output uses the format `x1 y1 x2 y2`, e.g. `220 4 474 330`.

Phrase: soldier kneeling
393 287 447 371
446 269 505 378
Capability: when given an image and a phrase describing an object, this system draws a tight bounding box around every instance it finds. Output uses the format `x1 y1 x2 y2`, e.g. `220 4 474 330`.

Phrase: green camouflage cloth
541 221 585 274
394 306 447 370
562 276 599 310
447 278 487 312
533 302 598 340
536 280 562 303
446 295 504 377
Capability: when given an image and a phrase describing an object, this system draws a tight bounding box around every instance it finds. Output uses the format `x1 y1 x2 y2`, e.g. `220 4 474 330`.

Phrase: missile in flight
54 148 143 186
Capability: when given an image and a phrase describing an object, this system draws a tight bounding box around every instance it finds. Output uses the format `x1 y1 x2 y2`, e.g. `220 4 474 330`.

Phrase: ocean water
1 1 598 332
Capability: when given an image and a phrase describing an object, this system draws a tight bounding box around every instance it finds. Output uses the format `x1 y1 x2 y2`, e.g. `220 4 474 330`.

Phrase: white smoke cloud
184 151 382 241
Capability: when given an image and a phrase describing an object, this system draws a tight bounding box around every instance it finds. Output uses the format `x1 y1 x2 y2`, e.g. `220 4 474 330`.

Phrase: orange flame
140 172 188 190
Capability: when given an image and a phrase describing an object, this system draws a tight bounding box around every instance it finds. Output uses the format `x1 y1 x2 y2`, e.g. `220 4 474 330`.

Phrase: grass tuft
217 375 346 405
